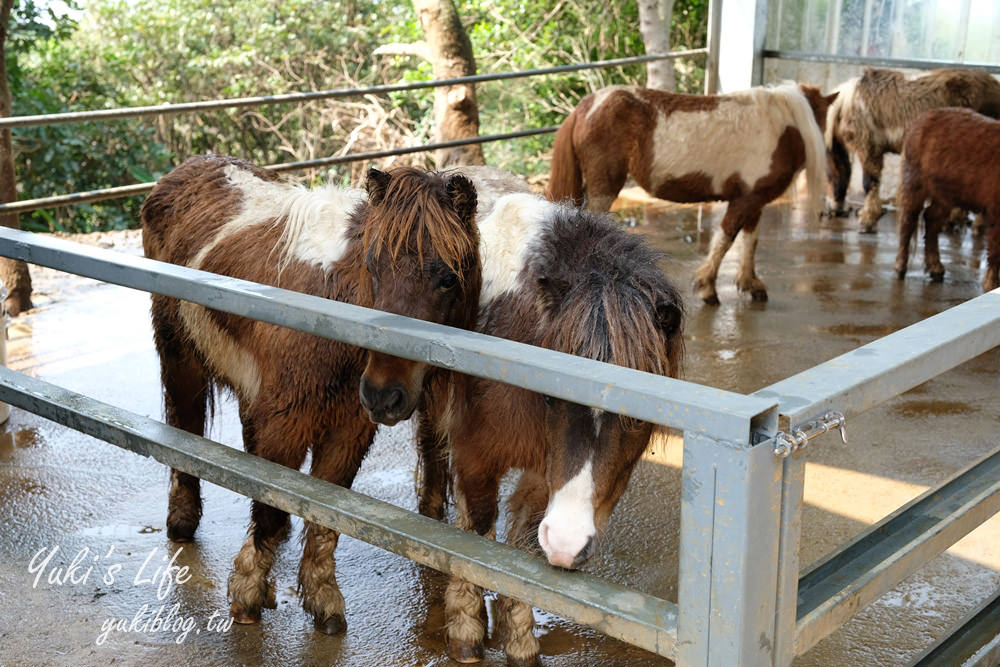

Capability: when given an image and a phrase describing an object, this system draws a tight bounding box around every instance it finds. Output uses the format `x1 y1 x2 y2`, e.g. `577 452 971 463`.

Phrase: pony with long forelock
546 82 835 304
825 67 1000 230
412 183 685 666
140 154 479 634
895 107 1000 291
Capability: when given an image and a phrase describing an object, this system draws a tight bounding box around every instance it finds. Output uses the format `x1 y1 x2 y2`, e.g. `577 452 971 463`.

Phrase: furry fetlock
445 578 486 663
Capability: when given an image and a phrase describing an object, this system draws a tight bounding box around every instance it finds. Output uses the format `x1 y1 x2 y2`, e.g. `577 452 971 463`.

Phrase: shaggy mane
531 208 684 379
361 167 478 283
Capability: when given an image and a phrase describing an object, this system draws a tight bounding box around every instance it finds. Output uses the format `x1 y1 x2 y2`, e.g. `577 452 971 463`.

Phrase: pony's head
528 209 683 568
358 167 480 426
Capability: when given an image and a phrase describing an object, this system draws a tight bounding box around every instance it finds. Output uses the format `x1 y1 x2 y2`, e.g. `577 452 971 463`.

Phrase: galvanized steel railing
2 230 999 665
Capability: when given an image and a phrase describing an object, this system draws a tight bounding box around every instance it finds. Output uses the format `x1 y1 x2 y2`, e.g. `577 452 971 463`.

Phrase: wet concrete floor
0 192 997 666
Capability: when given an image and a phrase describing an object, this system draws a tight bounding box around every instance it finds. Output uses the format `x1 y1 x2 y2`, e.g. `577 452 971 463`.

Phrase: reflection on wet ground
0 202 997 666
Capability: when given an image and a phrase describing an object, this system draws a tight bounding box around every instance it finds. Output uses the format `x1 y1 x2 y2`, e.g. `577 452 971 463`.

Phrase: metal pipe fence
762 49 1000 75
0 49 707 217
0 232 998 665
0 50 706 130
0 127 559 216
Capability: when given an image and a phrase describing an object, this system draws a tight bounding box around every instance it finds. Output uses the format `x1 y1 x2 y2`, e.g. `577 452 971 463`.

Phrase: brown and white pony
402 190 684 665
825 67 1000 230
896 108 1000 291
546 82 835 304
140 155 479 633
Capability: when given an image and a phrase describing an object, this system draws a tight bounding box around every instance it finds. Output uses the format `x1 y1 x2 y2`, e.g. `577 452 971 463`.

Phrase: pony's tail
781 85 827 219
546 110 585 206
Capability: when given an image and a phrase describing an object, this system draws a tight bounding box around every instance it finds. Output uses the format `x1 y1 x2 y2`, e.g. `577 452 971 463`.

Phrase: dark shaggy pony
546 82 835 304
825 67 1000 231
896 108 1000 291
141 155 479 634
405 187 685 666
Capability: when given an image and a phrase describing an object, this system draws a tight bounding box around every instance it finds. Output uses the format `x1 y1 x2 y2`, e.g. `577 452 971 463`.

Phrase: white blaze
538 458 595 568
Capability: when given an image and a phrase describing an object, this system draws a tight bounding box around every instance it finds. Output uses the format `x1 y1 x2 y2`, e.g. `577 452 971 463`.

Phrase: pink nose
538 522 593 569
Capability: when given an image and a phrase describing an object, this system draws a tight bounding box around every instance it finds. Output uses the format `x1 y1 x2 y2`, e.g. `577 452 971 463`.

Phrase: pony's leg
735 218 768 302
228 413 308 625
895 158 926 280
922 199 949 282
496 472 547 667
416 409 449 521
152 300 208 542
299 417 377 634
984 215 1000 292
829 138 852 216
693 227 736 305
581 157 627 213
858 152 885 233
694 200 760 304
445 473 499 663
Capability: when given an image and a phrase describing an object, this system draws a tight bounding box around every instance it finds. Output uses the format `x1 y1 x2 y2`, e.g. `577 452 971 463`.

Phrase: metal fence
0 49 709 217
1 228 999 666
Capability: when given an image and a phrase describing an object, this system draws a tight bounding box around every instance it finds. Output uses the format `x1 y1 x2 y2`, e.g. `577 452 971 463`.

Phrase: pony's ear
446 174 478 226
536 275 570 313
824 91 839 105
366 168 392 206
655 299 683 338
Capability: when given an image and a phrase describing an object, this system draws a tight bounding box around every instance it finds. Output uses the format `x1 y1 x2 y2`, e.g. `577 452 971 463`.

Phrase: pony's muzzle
359 377 410 426
538 521 596 569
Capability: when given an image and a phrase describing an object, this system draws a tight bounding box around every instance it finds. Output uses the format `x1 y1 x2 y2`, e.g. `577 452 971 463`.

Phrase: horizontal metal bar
0 50 707 130
795 443 1000 655
0 365 679 659
753 289 1000 427
762 49 1000 75
911 588 1000 666
0 127 558 215
0 228 772 440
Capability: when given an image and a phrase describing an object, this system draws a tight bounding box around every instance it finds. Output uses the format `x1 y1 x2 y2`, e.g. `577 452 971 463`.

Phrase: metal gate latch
773 411 847 458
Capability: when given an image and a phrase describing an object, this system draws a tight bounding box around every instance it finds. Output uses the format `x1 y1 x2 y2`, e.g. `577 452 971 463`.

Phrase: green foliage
6 0 707 231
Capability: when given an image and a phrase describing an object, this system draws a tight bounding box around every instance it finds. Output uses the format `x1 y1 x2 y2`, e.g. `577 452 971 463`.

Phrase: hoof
230 603 261 625
859 223 877 234
700 293 720 306
928 270 945 283
166 521 198 543
750 289 768 303
895 268 907 281
506 655 542 667
313 613 347 635
448 638 485 664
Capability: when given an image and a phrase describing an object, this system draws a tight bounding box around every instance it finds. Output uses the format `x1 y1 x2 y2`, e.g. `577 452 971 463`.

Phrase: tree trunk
638 0 677 91
413 0 485 167
0 0 32 316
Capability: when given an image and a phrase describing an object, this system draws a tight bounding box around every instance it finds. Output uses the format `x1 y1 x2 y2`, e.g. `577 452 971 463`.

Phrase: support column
676 405 800 666
716 0 769 92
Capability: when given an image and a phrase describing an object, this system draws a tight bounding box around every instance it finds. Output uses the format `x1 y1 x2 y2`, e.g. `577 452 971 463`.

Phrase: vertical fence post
772 446 807 663
704 0 722 94
676 406 788 666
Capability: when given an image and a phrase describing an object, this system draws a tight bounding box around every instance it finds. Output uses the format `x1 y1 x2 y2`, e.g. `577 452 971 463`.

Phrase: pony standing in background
825 67 1000 230
896 108 1000 291
547 82 835 304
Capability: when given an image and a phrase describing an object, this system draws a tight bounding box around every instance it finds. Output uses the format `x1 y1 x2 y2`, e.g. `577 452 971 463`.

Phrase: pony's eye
438 273 459 290
543 395 555 407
